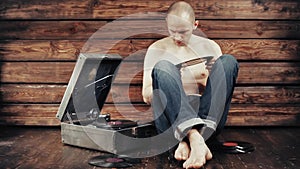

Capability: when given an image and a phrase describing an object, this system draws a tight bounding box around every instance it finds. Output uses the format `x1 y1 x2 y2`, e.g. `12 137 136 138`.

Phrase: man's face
166 14 194 47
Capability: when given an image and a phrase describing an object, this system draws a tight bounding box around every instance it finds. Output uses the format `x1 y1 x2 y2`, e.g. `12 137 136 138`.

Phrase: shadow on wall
0 40 7 111
0 61 2 107
0 18 30 124
0 41 7 124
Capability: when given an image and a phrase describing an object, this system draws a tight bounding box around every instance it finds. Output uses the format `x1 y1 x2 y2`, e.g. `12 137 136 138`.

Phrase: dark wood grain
0 0 299 127
253 128 300 168
217 128 300 169
0 0 299 20
0 84 66 103
113 62 300 85
1 84 299 105
0 127 299 168
0 104 61 126
107 86 300 104
1 84 299 104
0 40 299 61
0 103 299 126
1 61 299 84
1 62 75 84
100 104 300 126
0 126 98 168
1 20 299 40
0 21 105 40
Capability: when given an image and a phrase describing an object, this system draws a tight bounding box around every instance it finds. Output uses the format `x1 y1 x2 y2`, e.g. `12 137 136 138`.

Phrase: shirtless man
142 1 239 168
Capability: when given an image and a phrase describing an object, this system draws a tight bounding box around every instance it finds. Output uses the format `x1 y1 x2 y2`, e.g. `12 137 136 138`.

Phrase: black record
221 141 254 154
212 141 255 154
107 120 138 129
176 56 214 69
118 155 142 164
88 154 133 168
91 119 138 130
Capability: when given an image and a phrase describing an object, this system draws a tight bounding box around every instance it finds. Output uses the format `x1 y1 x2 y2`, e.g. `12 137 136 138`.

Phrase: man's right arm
142 44 161 104
142 62 153 104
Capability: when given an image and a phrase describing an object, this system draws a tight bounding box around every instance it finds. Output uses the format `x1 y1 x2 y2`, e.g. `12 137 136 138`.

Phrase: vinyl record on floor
211 141 255 154
88 154 133 168
118 155 142 164
222 141 253 149
220 141 255 154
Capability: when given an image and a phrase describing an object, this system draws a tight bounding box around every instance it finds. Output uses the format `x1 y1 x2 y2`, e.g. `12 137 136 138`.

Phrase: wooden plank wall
0 0 299 126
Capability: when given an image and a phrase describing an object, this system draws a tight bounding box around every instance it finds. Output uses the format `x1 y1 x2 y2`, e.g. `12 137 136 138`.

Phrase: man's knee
152 60 178 79
218 54 239 75
154 60 175 71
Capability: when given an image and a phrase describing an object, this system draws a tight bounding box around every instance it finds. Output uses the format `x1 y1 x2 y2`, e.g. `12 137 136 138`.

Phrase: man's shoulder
149 37 171 50
190 35 222 56
191 35 220 47
192 35 215 43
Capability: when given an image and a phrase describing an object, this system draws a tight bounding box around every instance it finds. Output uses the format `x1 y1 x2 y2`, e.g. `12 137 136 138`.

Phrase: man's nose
173 33 182 40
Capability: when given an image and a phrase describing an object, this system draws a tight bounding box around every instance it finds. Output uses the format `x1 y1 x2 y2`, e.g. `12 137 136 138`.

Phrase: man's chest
163 43 217 62
160 47 198 64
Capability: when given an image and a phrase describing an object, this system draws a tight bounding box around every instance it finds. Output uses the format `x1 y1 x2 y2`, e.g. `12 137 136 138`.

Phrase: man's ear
193 20 199 30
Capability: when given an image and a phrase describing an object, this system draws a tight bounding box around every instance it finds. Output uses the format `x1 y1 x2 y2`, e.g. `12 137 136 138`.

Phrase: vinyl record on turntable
91 119 138 130
107 120 138 129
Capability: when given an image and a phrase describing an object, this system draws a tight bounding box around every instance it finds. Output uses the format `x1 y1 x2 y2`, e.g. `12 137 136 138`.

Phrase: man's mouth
174 40 185 46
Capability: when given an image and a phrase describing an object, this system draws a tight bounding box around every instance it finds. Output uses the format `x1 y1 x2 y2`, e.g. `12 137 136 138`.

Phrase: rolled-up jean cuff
199 120 217 140
174 118 205 141
203 119 217 131
175 118 218 141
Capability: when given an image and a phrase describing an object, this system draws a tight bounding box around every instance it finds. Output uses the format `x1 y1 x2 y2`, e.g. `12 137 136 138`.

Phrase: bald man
142 1 239 168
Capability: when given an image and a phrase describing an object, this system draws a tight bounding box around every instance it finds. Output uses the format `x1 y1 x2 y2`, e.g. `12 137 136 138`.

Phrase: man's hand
142 87 153 105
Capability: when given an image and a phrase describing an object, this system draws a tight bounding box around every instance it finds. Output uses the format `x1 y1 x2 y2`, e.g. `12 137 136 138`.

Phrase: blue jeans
151 54 239 141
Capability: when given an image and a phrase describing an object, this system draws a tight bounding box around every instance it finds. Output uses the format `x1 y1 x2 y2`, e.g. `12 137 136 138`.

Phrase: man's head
166 1 198 46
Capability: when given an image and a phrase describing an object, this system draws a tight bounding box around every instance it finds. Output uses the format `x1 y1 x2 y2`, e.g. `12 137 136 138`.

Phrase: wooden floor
0 126 299 169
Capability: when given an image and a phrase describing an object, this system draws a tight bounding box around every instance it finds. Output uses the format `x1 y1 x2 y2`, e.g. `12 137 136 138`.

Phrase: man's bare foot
183 129 212 169
174 141 190 160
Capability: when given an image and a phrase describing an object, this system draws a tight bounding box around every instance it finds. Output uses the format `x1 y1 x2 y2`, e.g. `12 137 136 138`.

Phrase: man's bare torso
147 35 221 94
